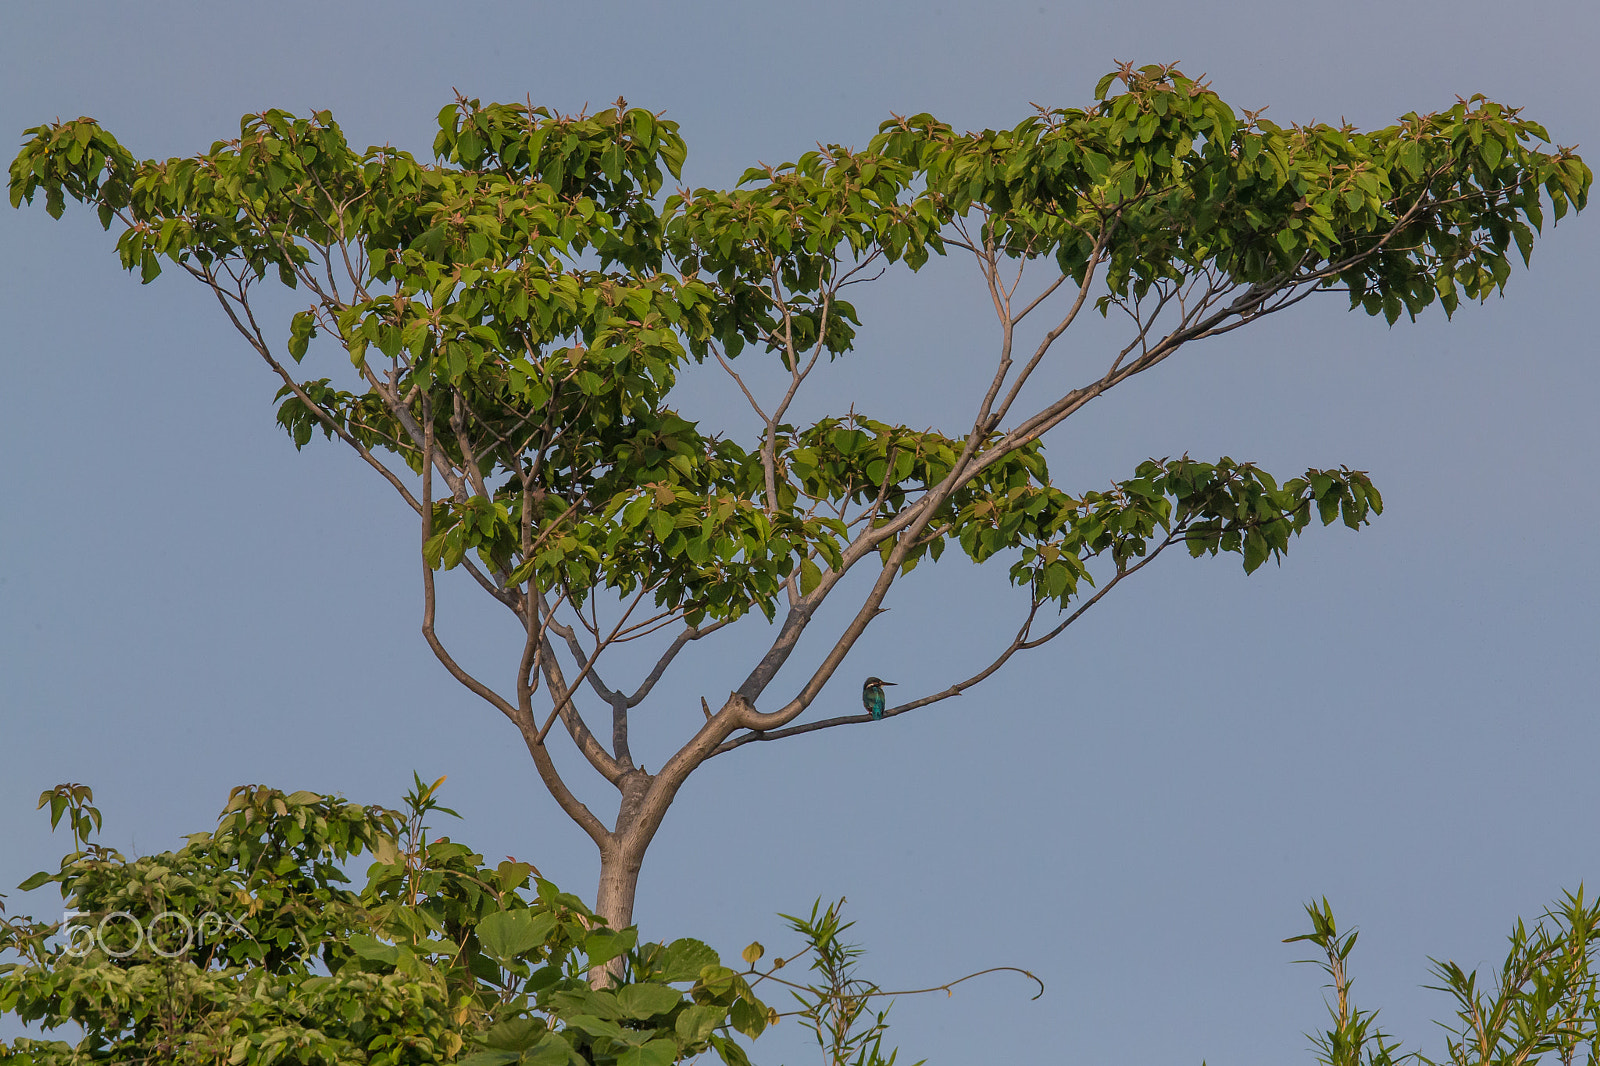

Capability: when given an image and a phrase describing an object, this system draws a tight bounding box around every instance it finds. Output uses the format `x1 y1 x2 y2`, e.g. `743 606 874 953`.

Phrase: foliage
0 782 775 1065
1288 893 1600 1066
7 63 1589 929
767 901 910 1066
5 787 1600 1064
9 67 1553 623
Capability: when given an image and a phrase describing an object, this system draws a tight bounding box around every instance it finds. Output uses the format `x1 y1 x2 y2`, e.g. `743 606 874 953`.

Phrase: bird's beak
883 681 897 686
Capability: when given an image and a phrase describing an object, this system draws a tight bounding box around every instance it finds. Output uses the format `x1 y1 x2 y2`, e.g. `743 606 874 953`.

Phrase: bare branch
524 597 626 782
552 597 623 702
449 387 496 500
710 342 770 424
990 222 1115 427
191 262 422 514
712 528 1187 755
1009 270 1070 326
530 587 654 774
627 618 734 708
410 395 606 843
418 397 519 725
459 557 522 614
751 964 1045 1004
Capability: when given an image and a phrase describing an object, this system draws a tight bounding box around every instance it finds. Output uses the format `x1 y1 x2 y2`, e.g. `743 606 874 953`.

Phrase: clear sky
2 2 1596 1062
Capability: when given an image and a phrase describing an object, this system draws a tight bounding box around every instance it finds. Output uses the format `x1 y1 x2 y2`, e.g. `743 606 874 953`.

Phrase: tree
8 62 1590 935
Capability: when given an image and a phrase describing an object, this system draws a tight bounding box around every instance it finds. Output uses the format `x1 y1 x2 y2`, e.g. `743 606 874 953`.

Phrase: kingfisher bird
861 677 896 720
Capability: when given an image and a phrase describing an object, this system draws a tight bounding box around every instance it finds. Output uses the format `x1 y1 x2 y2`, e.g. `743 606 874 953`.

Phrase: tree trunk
595 838 643 933
590 771 653 984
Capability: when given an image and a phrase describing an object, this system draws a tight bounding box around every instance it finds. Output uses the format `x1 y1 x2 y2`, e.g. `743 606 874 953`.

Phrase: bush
0 778 772 1065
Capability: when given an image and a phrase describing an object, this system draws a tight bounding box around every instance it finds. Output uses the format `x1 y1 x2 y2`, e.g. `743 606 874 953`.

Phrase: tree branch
709 527 1183 755
192 264 422 514
418 398 520 728
626 618 733 708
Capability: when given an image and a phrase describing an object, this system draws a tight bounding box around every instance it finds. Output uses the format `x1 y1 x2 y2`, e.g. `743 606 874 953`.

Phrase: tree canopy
9 62 1589 931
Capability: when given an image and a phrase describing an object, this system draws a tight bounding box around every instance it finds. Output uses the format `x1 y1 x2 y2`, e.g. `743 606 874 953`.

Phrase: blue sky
2 2 1596 1062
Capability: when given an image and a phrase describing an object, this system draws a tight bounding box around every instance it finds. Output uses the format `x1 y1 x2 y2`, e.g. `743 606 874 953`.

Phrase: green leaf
616 982 681 1020
520 1036 576 1066
675 1003 725 1046
650 508 674 543
478 908 556 962
481 1016 548 1051
347 933 400 965
562 1014 626 1041
617 1040 678 1066
1242 529 1269 574
799 557 823 596
729 996 767 1038
584 927 638 967
709 1033 753 1066
651 938 719 982
287 310 317 362
456 1053 519 1066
